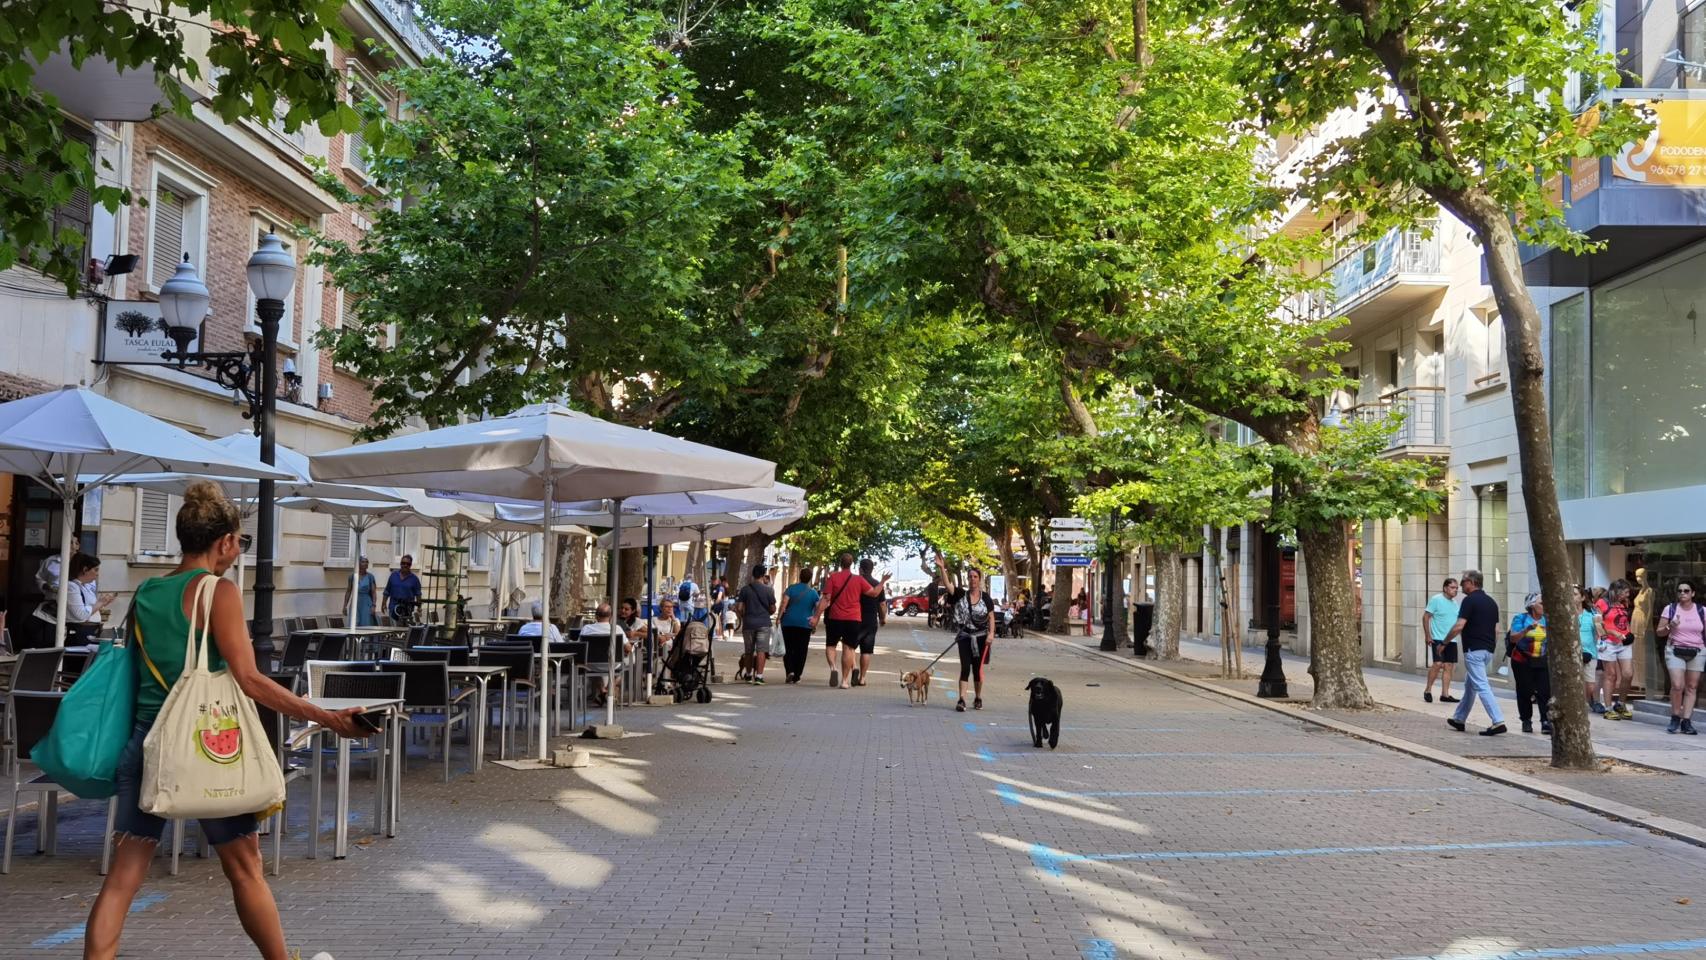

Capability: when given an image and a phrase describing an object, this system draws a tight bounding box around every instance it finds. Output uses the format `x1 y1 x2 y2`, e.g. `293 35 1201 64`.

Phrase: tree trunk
549 535 576 621
1047 563 1073 634
997 525 1018 600
618 546 644 607
1153 549 1183 659
727 535 751 584
1018 519 1040 595
1296 520 1374 708
565 534 587 616
686 539 703 584
1469 199 1596 770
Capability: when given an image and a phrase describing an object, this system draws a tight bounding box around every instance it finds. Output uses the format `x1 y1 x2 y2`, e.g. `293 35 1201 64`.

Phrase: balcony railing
1311 220 1443 317
1343 386 1446 451
366 0 439 58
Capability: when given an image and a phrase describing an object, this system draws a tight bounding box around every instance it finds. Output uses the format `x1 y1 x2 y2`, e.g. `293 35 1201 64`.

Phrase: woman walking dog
954 568 995 712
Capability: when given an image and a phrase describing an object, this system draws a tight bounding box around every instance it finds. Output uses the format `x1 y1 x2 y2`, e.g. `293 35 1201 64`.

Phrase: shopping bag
30 620 138 799
139 576 285 819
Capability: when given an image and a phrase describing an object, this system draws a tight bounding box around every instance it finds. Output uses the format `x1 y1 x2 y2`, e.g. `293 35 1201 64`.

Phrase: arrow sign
1051 534 1095 546
1054 556 1093 567
1049 517 1090 530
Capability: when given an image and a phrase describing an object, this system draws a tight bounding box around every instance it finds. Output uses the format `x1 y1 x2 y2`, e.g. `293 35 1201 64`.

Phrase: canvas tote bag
139 575 286 819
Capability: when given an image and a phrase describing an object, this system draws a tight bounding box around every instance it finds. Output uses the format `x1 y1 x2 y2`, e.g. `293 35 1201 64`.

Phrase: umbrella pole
538 473 554 760
646 518 655 698
607 498 623 727
54 488 76 647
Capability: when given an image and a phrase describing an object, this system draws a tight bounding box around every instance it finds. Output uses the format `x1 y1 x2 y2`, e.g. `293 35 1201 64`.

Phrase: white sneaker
311 953 336 960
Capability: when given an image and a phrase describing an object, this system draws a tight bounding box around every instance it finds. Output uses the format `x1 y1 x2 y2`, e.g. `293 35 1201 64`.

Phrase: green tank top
133 569 229 724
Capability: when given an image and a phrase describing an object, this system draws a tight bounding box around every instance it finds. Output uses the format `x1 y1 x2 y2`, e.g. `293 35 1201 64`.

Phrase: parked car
891 589 930 616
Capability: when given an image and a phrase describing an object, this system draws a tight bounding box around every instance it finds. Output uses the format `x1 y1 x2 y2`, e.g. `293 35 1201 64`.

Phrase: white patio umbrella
479 510 594 620
0 387 292 645
96 433 401 593
311 403 775 751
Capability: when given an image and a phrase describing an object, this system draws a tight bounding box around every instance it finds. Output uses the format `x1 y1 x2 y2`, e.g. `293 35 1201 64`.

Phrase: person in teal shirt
777 568 821 684
1422 578 1461 703
1576 586 1603 713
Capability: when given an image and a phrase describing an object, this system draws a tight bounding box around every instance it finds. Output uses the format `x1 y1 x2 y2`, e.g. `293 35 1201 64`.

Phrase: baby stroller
663 608 715 703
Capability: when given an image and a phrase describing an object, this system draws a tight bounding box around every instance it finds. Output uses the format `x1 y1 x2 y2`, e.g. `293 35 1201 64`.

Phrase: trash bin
1131 602 1154 656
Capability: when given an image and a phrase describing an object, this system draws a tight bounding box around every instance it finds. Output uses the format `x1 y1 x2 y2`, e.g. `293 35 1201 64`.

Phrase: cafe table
295 625 410 659
447 663 508 766
303 696 402 859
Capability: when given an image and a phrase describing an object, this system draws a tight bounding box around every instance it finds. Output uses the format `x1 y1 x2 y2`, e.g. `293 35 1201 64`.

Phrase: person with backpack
84 480 365 960
777 567 820 683
1576 586 1603 714
1656 580 1704 735
1506 593 1551 735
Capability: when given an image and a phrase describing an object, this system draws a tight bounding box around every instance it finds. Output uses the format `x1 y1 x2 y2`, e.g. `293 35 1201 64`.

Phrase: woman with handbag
84 480 367 960
1656 581 1704 735
953 567 995 712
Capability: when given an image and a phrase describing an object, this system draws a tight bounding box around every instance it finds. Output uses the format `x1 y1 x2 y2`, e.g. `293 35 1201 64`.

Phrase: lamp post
156 233 296 663
1257 485 1289 699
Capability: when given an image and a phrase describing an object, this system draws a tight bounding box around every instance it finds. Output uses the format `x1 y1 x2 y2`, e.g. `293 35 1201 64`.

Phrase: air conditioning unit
317 382 334 401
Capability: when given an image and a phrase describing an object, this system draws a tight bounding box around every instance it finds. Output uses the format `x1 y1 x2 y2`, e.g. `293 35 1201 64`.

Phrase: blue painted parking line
1028 839 1622 875
995 783 1470 804
33 893 167 948
1081 938 1118 960
976 748 1355 761
1383 937 1706 959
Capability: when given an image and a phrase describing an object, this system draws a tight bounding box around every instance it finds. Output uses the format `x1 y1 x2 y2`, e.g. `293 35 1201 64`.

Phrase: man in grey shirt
737 564 778 684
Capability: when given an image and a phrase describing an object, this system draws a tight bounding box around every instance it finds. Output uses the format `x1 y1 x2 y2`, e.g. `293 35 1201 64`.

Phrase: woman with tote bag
84 481 367 960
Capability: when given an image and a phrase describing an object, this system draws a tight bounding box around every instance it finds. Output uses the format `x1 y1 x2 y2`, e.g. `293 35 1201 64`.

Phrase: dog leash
919 637 960 673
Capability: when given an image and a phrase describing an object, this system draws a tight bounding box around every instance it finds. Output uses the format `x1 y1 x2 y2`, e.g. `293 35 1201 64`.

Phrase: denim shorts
113 721 258 846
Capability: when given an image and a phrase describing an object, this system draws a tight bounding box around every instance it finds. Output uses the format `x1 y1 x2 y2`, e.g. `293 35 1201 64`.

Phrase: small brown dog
900 669 932 704
736 653 756 681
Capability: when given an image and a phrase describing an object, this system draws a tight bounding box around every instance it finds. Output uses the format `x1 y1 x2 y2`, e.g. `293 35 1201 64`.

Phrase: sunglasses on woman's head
238 533 253 551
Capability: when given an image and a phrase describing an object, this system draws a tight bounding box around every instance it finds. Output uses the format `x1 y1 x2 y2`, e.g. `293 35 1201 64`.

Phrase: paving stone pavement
5 624 1706 960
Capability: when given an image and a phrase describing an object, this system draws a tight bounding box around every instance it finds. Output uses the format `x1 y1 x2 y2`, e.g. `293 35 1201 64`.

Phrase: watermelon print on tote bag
139 575 285 819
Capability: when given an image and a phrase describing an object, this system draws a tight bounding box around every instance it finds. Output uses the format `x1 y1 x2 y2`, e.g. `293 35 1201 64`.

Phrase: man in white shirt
515 601 563 643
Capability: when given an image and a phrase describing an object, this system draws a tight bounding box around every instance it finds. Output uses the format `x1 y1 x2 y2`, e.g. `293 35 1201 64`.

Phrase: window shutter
329 515 353 561
471 532 488 567
137 490 172 554
152 188 187 284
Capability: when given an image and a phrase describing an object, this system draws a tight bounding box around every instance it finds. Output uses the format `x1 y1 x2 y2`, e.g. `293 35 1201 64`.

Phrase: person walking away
953 568 995 712
1599 580 1635 721
1656 581 1704 735
84 480 365 960
1422 577 1461 704
1507 593 1552 734
1443 569 1506 736
342 556 378 627
64 553 114 645
852 558 891 687
708 576 729 642
1576 586 1603 715
736 564 777 684
777 568 819 683
382 555 422 624
816 554 865 688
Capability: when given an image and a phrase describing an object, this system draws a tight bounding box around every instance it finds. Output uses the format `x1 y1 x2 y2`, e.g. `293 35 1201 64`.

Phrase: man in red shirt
816 553 869 689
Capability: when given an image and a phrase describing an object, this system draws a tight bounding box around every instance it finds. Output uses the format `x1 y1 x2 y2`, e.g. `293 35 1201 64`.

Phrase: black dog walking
1026 677 1062 749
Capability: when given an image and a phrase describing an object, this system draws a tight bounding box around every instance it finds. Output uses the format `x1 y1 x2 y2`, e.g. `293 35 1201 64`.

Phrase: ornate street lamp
153 234 295 662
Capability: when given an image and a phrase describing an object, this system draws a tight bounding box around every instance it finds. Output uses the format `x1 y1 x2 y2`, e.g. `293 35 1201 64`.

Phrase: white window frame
326 514 357 568
144 148 218 294
132 489 182 562
343 66 388 183
244 212 301 351
239 505 283 561
1469 308 1506 389
526 533 542 571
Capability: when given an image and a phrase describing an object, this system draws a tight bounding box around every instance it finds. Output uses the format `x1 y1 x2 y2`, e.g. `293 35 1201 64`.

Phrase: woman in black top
954 568 995 712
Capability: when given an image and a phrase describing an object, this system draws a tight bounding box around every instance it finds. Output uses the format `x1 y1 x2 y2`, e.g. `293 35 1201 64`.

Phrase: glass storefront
1552 244 1706 499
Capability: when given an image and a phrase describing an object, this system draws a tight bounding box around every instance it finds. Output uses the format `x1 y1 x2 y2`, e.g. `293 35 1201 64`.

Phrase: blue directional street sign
1054 555 1092 567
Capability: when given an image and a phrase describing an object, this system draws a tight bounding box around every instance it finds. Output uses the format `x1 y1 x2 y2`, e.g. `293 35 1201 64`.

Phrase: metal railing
366 0 439 58
1343 386 1446 450
1311 221 1443 316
